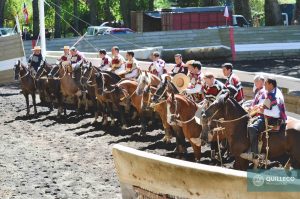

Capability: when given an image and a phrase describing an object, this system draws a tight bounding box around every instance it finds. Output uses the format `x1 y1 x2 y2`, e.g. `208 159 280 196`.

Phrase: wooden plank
113 144 300 199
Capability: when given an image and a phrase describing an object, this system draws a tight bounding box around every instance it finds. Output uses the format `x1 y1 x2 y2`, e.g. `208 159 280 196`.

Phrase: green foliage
154 0 171 9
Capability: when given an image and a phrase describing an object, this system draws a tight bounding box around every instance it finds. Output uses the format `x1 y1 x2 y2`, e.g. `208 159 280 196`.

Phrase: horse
150 80 188 155
13 60 37 116
35 61 57 111
95 71 121 126
165 90 203 162
136 72 161 96
201 93 300 171
80 63 102 124
49 62 82 116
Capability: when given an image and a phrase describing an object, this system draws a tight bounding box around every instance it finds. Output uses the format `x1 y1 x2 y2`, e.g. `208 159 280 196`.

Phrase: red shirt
225 73 244 104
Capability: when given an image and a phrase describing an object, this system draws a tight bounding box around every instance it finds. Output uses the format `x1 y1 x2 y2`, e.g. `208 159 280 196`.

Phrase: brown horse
150 80 188 155
80 63 102 124
95 71 121 126
202 93 300 171
14 60 37 116
49 62 82 116
166 92 203 162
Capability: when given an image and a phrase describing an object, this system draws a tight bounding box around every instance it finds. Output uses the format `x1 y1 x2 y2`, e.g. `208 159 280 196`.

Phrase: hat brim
171 73 190 93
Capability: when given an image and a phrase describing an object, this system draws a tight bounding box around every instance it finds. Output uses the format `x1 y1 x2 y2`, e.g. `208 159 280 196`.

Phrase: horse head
36 60 52 79
95 72 105 95
49 63 61 78
13 60 21 80
136 71 151 96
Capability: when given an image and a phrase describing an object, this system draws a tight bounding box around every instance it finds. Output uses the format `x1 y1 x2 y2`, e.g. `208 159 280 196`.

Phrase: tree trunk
32 0 39 40
0 0 6 27
73 0 79 36
104 0 113 22
54 0 61 38
148 0 154 11
233 0 251 21
88 0 98 25
265 0 282 26
119 0 136 27
293 0 300 25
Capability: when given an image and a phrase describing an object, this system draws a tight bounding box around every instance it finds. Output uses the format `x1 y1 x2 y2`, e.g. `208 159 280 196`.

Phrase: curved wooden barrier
112 144 300 199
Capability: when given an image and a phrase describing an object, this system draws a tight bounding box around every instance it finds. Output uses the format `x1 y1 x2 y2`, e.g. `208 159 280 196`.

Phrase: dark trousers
248 116 279 154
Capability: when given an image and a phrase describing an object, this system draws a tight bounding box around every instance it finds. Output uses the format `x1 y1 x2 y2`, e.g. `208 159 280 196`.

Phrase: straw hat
62 46 70 50
171 73 190 93
32 46 41 51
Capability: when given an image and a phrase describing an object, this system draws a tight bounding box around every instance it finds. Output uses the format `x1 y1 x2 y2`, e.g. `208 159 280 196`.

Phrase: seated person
184 60 203 103
148 51 166 79
169 54 187 77
111 46 126 74
98 49 112 71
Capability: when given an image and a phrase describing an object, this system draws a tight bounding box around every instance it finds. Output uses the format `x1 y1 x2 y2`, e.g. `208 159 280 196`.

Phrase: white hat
32 46 41 51
171 73 190 93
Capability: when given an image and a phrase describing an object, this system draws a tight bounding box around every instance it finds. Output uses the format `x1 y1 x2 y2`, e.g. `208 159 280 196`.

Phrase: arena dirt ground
1 58 300 199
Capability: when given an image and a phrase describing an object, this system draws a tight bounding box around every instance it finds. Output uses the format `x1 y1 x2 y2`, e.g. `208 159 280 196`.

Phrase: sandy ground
1 58 300 198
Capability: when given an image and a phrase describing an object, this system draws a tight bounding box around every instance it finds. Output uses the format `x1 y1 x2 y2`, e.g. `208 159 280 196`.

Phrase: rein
81 66 97 87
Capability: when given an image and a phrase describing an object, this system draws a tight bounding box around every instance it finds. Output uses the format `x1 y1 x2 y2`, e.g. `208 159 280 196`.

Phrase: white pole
15 15 22 35
39 0 46 57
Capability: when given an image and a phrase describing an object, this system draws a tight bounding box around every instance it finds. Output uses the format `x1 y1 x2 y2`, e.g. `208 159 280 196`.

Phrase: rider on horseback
28 46 44 75
123 51 139 79
168 54 188 77
58 46 70 62
202 72 228 105
98 49 112 71
240 78 287 161
184 60 203 103
111 46 126 74
222 63 244 105
148 51 167 80
69 46 86 71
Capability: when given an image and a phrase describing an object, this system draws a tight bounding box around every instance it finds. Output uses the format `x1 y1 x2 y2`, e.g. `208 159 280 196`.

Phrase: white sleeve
186 84 202 94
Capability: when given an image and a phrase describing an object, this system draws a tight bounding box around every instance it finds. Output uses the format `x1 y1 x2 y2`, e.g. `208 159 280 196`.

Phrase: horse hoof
121 125 127 130
162 136 171 143
195 159 201 163
110 120 116 126
102 120 108 126
139 129 146 136
91 120 97 125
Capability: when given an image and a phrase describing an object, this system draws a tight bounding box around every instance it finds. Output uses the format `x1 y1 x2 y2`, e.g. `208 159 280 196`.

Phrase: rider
69 46 86 71
111 46 126 74
28 46 44 75
243 75 266 109
221 63 244 105
202 72 228 105
240 78 287 161
168 54 188 77
184 60 203 103
148 51 167 79
58 46 70 62
98 49 112 71
123 51 139 79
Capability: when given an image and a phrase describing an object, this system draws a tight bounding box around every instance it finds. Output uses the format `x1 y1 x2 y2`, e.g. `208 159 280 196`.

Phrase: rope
212 113 249 124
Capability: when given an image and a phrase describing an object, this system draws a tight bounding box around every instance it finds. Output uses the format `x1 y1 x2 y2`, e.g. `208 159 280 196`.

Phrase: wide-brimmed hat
61 46 70 50
171 73 190 93
70 46 77 51
32 46 41 51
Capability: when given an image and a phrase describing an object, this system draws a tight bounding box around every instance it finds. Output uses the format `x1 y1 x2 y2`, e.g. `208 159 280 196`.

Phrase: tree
149 0 154 11
54 0 61 38
293 0 300 25
234 0 251 21
119 0 136 27
73 0 79 36
88 0 97 25
32 0 39 39
0 0 6 27
202 0 219 6
104 0 113 22
264 0 282 26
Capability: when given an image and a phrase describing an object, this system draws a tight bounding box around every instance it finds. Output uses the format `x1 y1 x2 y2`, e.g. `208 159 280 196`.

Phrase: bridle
81 65 98 87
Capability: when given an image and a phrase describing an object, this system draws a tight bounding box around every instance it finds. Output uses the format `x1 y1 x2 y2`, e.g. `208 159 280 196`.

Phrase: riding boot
248 126 259 155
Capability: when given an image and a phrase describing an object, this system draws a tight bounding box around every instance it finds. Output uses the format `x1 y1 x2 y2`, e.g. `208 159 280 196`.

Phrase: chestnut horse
14 60 37 116
150 80 188 155
202 93 300 170
166 91 203 162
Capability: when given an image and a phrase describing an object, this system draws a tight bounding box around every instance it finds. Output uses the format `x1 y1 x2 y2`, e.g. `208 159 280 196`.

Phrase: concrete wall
23 25 300 61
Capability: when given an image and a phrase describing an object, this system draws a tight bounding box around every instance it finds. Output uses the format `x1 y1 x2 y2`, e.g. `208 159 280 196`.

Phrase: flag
23 3 29 24
224 6 229 18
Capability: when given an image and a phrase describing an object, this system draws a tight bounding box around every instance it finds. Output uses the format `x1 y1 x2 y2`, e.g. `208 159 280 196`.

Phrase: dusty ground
1 58 300 199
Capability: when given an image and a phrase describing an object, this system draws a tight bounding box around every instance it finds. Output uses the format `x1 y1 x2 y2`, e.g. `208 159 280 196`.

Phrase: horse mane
167 80 179 94
101 71 121 81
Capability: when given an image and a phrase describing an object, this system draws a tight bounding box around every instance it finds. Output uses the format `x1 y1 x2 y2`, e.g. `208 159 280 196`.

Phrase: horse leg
190 142 201 162
32 92 37 116
234 156 249 171
25 94 30 116
91 99 99 124
102 103 108 126
173 127 187 158
139 112 147 135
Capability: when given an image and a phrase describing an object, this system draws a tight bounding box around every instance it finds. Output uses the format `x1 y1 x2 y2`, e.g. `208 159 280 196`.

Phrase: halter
81 65 97 87
36 67 48 80
53 65 67 80
150 85 168 107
